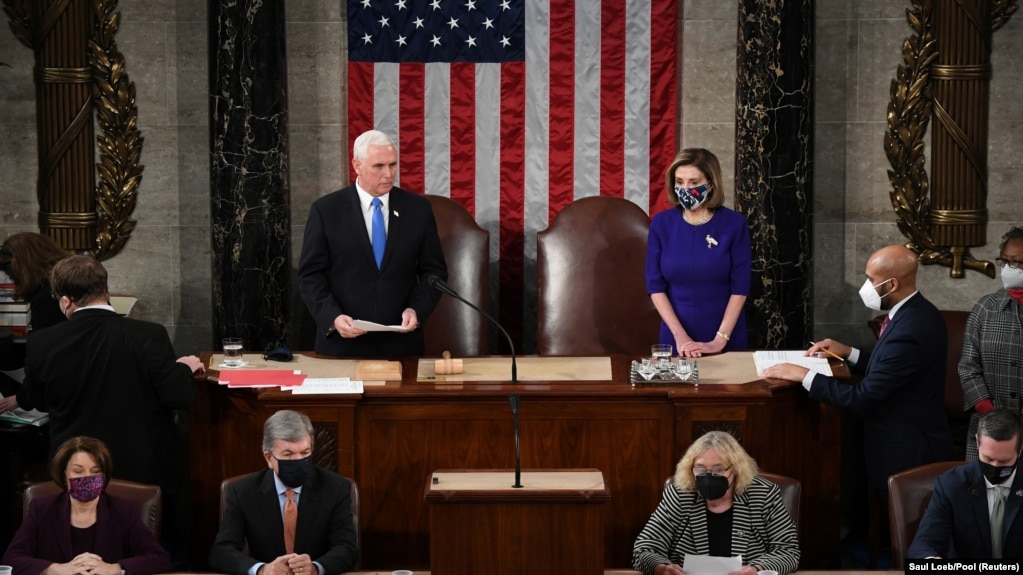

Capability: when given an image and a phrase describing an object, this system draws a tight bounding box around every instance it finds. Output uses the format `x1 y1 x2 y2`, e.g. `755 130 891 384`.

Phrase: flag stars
500 0 511 10
447 16 459 29
362 32 374 45
500 35 511 47
465 35 477 47
395 0 407 9
378 15 390 27
482 17 494 30
464 0 477 11
430 35 442 47
413 16 425 29
361 0 371 7
396 35 408 46
430 0 441 9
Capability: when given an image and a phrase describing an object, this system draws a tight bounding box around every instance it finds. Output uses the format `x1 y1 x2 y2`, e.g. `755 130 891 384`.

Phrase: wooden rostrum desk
190 353 844 571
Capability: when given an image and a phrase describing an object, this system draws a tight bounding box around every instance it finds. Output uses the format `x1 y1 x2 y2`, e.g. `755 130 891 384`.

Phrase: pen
810 341 844 361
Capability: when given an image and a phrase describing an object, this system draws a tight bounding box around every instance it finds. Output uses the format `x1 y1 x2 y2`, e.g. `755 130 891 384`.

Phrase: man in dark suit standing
298 129 447 357
909 408 1023 559
760 244 952 493
209 410 359 575
1 254 205 566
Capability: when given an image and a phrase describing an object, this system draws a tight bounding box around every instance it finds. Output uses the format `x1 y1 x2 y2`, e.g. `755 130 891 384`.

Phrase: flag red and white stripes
347 0 677 350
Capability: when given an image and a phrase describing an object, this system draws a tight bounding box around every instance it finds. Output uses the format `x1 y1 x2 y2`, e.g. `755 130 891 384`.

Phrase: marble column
208 0 291 352
734 0 814 349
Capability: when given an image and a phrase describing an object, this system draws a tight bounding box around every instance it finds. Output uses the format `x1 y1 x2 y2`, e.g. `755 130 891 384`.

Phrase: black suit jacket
17 308 196 491
209 467 359 575
297 185 447 357
809 293 952 491
908 462 1023 559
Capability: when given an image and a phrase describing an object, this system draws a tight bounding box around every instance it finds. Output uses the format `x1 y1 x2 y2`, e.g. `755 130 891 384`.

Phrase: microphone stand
428 276 522 487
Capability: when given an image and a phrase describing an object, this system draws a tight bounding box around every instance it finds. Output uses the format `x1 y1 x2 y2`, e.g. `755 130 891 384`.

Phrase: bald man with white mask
760 245 953 494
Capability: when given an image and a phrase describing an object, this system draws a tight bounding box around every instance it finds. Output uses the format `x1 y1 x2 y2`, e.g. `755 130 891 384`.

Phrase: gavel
433 350 463 375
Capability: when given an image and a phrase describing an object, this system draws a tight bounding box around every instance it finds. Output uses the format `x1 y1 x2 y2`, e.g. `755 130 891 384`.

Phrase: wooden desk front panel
356 396 675 569
189 356 840 571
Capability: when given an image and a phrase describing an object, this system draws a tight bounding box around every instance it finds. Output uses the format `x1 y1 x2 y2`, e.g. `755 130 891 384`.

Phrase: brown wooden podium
424 469 610 575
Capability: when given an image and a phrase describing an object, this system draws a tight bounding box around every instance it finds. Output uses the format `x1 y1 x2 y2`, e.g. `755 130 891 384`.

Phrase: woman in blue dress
646 148 751 357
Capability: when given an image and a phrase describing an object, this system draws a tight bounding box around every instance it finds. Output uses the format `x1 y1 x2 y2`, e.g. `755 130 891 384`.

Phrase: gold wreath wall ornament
885 0 1016 279
2 0 140 260
89 0 140 260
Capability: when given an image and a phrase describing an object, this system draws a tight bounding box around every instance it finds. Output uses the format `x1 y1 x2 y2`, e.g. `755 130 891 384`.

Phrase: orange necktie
284 489 297 553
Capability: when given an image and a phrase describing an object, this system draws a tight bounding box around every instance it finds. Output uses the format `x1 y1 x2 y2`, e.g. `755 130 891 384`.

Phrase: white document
352 319 408 332
290 378 364 395
0 392 49 426
683 553 742 575
753 350 833 377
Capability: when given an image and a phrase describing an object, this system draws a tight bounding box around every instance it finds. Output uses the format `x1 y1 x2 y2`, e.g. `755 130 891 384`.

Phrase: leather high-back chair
220 473 361 566
23 479 162 538
759 471 801 535
887 460 962 568
423 194 490 356
537 196 658 355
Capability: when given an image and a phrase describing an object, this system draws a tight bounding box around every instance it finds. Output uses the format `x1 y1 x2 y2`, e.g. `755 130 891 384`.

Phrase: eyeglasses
693 465 731 477
995 257 1023 269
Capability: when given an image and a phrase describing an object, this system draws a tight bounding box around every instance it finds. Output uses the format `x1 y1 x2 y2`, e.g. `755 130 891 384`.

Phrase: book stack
0 270 31 338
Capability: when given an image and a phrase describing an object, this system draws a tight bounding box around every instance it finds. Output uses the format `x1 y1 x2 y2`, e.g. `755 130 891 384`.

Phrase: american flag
347 0 677 351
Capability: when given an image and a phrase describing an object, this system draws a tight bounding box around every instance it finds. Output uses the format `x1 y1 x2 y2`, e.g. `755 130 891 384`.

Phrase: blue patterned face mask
675 184 711 211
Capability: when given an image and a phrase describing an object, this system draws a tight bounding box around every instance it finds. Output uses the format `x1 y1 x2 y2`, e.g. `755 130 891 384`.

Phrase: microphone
425 274 517 383
425 274 522 487
509 393 523 488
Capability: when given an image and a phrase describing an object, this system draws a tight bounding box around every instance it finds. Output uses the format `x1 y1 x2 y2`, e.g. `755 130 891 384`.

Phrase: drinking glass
222 337 244 367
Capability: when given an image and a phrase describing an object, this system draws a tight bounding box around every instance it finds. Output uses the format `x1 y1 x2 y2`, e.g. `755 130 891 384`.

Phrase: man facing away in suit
909 408 1023 559
759 244 952 494
0 254 205 567
298 129 447 357
209 410 359 575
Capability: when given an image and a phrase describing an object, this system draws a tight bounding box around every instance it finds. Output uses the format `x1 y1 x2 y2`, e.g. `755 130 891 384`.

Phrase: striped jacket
632 475 799 575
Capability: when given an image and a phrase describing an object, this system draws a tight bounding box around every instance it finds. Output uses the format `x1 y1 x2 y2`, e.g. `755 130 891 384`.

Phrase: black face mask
276 455 313 488
695 473 730 501
979 460 1016 485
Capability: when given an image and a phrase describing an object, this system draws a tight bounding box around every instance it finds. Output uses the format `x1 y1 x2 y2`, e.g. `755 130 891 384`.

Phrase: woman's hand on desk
679 338 725 358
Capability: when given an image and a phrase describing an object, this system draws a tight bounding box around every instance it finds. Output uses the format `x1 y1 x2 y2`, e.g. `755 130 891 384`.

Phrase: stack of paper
0 393 49 426
753 350 834 377
291 378 364 394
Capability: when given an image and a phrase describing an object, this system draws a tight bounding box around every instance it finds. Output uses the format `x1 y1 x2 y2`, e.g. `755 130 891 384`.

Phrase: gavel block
434 350 464 375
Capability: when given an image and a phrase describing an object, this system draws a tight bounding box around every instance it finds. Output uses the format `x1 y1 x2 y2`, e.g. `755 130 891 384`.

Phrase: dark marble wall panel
208 0 292 351
735 0 815 349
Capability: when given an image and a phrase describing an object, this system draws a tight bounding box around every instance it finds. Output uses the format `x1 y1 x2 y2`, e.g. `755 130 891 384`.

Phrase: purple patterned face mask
68 473 105 502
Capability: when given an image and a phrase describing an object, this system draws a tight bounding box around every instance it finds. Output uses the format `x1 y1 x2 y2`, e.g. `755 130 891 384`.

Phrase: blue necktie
371 197 385 268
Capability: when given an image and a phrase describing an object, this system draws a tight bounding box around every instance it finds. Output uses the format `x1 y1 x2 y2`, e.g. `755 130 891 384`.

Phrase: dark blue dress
646 206 751 350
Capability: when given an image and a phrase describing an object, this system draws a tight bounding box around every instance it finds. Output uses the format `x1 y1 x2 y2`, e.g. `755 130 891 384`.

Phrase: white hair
352 130 396 161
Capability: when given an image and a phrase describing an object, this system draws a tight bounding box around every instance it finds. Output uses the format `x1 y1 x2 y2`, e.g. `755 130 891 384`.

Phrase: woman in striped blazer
633 431 799 575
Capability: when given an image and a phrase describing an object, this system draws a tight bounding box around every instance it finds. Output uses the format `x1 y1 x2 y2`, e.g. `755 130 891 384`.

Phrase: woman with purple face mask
646 149 752 358
1 436 170 575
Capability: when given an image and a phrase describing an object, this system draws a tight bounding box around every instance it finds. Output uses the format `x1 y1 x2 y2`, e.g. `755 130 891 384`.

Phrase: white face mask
858 278 894 311
1002 264 1023 290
